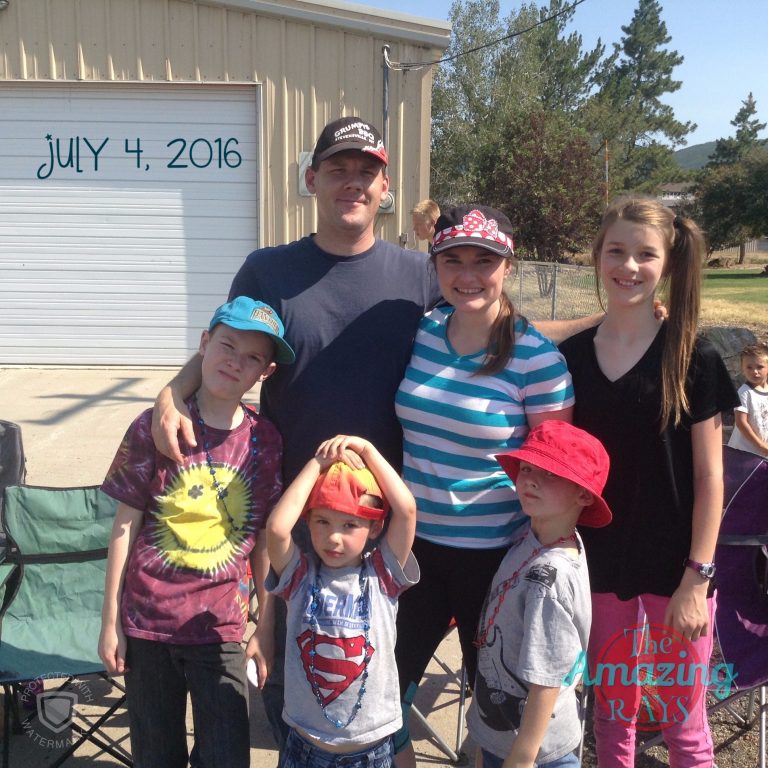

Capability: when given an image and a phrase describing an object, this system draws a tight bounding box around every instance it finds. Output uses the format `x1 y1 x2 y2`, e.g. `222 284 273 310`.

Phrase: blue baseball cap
208 297 295 364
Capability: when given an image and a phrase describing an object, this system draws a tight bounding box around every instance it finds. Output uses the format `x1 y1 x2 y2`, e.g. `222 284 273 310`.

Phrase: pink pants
588 592 716 768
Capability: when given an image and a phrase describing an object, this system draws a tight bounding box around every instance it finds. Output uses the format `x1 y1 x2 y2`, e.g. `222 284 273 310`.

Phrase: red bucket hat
305 462 389 522
496 421 612 528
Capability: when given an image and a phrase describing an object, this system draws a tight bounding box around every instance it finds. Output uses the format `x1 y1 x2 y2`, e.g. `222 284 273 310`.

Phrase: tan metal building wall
0 0 450 246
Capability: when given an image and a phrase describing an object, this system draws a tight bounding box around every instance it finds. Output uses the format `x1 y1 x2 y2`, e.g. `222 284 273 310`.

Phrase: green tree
430 0 604 203
429 0 504 202
696 150 768 261
522 0 605 114
697 95 767 262
475 109 605 262
593 0 693 192
708 92 767 166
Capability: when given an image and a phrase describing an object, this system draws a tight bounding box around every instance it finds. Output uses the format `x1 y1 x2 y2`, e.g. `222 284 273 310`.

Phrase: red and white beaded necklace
474 530 577 649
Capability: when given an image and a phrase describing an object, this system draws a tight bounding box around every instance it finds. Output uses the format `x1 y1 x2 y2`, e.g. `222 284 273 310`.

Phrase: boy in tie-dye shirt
99 296 294 768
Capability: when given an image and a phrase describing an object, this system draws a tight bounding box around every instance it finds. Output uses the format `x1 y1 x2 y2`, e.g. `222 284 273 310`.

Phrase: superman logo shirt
269 540 419 746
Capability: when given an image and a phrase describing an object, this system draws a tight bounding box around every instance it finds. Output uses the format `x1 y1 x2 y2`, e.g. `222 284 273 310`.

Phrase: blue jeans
281 728 394 768
481 747 580 768
125 637 249 768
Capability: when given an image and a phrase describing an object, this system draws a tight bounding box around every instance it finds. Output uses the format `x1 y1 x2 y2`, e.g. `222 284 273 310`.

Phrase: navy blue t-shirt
229 236 440 483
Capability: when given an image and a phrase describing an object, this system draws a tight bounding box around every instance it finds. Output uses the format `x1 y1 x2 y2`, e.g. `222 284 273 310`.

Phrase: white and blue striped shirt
395 306 574 549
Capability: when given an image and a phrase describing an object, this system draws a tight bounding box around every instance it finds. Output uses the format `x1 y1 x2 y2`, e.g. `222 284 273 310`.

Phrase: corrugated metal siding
0 0 447 365
0 0 446 245
0 83 261 364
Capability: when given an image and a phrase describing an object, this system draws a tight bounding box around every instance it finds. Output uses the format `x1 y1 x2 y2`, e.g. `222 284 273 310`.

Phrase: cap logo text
251 307 280 335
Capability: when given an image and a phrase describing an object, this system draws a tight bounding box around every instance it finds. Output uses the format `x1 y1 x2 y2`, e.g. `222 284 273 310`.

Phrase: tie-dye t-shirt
102 400 282 644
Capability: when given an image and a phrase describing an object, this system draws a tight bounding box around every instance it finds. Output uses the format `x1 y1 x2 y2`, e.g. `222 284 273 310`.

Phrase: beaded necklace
306 565 372 729
474 531 577 649
192 394 258 531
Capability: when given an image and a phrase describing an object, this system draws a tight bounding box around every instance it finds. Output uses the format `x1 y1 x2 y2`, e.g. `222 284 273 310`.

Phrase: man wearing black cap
151 116 441 752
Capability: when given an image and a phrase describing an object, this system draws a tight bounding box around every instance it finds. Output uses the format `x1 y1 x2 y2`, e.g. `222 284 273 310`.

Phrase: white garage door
0 83 261 365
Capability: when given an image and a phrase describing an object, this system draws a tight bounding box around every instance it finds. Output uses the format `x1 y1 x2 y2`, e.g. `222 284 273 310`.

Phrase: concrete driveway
0 366 472 767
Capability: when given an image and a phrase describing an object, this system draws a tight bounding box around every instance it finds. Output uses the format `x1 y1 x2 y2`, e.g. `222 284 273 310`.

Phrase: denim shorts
481 747 579 768
281 728 394 768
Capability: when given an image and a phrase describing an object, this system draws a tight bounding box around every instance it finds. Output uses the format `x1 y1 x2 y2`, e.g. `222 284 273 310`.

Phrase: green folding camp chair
0 484 132 767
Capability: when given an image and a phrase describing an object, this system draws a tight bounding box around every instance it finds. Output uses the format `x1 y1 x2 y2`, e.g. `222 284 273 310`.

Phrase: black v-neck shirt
560 324 738 598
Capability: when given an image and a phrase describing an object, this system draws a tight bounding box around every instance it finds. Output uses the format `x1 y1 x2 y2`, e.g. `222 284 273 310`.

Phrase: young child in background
411 198 440 246
266 435 418 768
99 296 295 768
468 420 612 768
727 341 768 457
560 198 739 767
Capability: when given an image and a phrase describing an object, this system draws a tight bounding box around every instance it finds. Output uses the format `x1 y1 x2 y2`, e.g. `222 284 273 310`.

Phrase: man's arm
533 300 666 345
532 314 603 345
151 354 203 463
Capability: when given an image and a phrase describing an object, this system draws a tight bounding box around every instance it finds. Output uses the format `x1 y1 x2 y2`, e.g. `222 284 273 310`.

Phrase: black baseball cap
432 205 514 257
312 117 389 166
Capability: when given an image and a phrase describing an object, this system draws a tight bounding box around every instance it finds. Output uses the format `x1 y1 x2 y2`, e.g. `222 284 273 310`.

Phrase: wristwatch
684 558 716 580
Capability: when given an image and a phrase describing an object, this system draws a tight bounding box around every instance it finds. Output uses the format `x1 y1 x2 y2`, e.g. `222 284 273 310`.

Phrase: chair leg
48 693 131 768
1 683 26 768
3 676 132 768
760 685 766 768
455 664 467 755
577 684 589 767
409 662 469 766
410 704 467 765
2 686 11 768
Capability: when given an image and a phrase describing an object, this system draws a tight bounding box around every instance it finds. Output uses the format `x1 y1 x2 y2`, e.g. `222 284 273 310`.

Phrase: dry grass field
699 265 768 342
513 256 768 343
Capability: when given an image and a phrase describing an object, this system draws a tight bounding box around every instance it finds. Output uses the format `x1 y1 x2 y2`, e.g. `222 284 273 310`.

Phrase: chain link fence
507 261 603 322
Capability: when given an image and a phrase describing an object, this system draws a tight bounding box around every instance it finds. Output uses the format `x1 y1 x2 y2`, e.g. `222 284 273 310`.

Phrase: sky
350 0 768 147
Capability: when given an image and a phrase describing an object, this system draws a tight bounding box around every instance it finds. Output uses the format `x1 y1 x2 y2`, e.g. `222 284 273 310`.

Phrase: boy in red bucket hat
265 435 417 767
468 420 611 768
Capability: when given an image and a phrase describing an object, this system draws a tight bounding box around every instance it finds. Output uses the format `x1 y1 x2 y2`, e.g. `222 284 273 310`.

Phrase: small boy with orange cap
468 420 612 768
266 434 418 768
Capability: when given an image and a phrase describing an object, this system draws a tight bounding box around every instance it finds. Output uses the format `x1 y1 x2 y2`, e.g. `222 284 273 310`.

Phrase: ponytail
593 199 706 430
661 215 705 430
477 291 526 376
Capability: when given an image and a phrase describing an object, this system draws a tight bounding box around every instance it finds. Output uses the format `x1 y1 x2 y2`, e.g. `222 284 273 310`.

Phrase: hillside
673 141 716 169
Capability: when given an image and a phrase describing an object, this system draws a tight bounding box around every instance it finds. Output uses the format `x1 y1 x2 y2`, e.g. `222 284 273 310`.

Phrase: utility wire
384 0 588 71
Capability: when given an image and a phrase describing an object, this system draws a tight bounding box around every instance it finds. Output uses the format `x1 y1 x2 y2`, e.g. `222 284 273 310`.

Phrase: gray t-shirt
467 525 591 763
267 539 419 747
